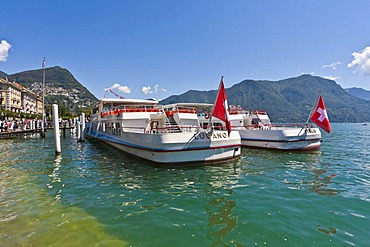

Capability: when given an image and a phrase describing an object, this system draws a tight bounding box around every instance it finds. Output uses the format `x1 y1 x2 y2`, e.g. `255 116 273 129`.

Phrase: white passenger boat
227 107 322 150
173 103 322 151
84 97 241 165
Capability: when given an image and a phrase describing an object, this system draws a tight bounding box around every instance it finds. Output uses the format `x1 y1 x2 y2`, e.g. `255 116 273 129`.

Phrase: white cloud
0 40 12 62
301 72 315 76
323 75 340 81
348 46 370 76
142 86 152 94
322 62 342 70
250 68 258 76
142 84 167 94
111 83 131 93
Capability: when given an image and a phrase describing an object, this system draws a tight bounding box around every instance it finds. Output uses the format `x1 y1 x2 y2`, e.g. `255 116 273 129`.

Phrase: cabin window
213 122 224 130
150 121 159 133
112 123 116 135
116 122 121 137
251 118 259 125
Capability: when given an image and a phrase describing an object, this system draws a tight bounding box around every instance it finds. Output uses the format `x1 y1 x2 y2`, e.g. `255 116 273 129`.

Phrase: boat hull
86 130 241 164
238 126 322 150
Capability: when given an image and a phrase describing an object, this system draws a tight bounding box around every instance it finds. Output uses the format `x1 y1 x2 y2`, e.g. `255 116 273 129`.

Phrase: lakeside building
0 77 43 115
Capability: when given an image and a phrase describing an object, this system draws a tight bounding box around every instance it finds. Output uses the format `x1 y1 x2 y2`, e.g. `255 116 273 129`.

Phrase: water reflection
79 143 245 245
310 166 337 196
285 161 340 197
81 143 337 245
207 191 241 246
245 148 340 197
47 155 63 204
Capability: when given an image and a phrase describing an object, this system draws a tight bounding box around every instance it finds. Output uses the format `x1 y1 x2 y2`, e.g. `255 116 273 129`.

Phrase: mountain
0 71 7 78
3 66 369 122
5 66 98 113
345 87 370 101
160 75 370 123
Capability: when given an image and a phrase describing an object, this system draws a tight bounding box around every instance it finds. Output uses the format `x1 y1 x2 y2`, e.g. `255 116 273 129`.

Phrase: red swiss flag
211 77 231 136
310 95 331 133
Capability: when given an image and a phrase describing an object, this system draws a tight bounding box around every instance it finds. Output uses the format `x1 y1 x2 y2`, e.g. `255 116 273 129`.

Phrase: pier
0 128 40 137
0 126 75 138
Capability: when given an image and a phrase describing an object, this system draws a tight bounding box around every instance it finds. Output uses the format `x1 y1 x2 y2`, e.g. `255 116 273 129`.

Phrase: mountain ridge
2 67 369 122
0 70 8 78
160 74 370 123
345 87 370 101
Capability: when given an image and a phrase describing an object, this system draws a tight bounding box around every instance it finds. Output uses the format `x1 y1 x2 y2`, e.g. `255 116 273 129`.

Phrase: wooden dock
0 129 39 137
0 126 75 138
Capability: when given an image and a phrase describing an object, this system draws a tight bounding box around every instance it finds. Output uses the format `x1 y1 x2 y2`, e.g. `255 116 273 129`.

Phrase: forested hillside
160 75 370 122
5 66 97 113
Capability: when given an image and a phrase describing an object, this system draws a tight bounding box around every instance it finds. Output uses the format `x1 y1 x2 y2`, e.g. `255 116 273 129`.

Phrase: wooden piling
52 104 62 154
78 113 85 142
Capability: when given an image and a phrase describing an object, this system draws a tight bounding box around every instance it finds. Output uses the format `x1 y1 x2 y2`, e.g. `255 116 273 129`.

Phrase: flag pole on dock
41 57 46 138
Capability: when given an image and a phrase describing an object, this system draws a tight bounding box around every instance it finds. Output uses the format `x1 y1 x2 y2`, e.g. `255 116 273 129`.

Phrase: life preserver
194 108 198 114
166 110 173 117
204 111 209 119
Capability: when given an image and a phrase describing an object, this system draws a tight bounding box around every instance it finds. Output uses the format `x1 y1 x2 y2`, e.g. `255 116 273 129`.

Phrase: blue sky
1 0 370 99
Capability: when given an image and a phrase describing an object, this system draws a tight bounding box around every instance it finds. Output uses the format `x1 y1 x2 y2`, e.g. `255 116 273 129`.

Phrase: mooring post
74 117 78 136
76 120 81 141
52 104 62 155
78 113 85 142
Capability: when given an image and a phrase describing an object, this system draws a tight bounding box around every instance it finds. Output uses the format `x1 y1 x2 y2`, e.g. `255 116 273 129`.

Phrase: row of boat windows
91 122 125 137
200 122 224 130
89 121 227 136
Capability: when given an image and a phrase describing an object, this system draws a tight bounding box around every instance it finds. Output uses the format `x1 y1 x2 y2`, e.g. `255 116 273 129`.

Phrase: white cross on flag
310 95 331 133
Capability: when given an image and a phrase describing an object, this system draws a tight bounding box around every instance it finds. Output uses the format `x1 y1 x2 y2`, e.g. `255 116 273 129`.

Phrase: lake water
0 123 369 246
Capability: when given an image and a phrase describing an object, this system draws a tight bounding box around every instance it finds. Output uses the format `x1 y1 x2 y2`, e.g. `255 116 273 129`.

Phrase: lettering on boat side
195 132 228 139
213 132 228 139
306 128 317 133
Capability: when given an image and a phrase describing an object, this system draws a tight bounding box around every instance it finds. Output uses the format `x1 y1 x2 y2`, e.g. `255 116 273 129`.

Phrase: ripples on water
0 123 369 246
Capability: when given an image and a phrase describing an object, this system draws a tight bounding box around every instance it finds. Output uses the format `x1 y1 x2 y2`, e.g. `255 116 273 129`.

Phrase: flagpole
41 57 46 138
305 93 320 126
208 76 223 131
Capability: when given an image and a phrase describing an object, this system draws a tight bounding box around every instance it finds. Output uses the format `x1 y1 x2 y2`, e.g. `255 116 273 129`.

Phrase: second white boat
167 103 322 151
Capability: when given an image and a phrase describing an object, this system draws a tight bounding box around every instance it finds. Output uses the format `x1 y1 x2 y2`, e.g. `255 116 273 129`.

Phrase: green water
0 123 369 246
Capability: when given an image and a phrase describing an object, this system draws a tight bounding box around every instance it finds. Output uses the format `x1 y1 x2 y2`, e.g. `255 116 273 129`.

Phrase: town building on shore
0 77 42 115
